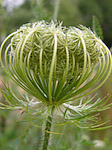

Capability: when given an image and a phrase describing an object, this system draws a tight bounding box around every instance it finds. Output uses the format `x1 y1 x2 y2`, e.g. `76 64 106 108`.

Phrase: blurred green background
0 0 112 149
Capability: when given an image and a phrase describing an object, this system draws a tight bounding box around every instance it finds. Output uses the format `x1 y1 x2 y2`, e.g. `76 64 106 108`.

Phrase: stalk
40 106 54 150
53 0 61 20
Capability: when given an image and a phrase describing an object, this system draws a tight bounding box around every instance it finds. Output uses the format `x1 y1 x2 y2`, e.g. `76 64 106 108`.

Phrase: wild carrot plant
0 21 112 150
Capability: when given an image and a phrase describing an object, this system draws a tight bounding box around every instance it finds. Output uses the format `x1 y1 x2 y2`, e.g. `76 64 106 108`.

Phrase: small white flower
93 140 105 148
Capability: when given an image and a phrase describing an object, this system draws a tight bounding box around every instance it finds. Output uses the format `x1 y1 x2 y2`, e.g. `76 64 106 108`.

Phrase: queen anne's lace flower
0 21 112 129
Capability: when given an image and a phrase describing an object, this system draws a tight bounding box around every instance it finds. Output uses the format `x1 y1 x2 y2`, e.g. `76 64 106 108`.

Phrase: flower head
0 21 112 129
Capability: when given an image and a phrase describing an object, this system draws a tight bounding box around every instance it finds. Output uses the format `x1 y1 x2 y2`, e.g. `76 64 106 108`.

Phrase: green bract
0 21 112 129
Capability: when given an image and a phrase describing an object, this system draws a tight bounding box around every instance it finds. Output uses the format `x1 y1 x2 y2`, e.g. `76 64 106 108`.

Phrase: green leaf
92 16 103 39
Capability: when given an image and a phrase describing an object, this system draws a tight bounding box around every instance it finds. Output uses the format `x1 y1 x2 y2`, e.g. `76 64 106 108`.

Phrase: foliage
92 16 103 40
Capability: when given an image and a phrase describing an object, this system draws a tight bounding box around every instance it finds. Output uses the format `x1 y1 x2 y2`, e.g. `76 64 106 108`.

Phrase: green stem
53 0 61 20
40 107 54 150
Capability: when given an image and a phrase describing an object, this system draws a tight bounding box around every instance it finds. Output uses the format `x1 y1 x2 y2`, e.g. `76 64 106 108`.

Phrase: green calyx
0 21 112 105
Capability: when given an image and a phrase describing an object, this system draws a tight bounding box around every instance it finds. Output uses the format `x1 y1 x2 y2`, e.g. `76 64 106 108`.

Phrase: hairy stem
40 106 54 150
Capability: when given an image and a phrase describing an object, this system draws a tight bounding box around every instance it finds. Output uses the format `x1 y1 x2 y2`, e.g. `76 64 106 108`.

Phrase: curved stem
48 34 57 103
